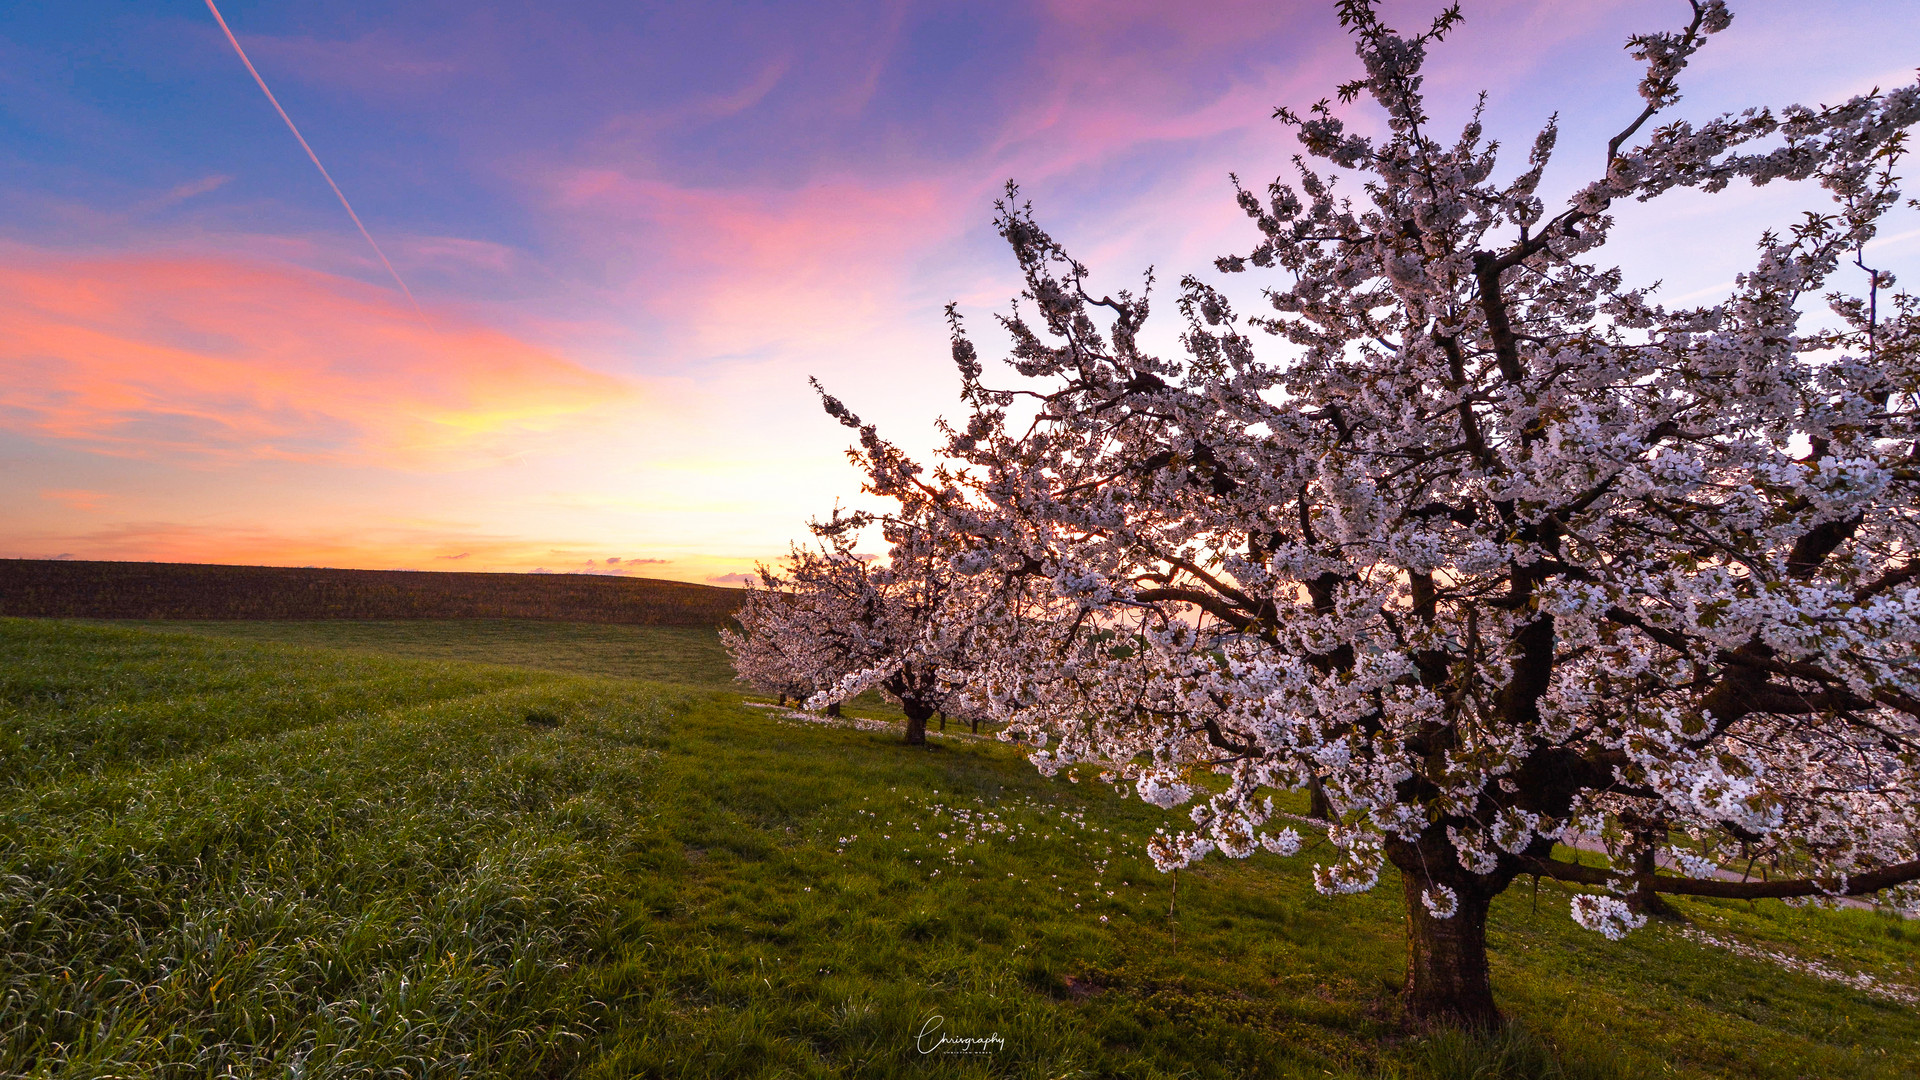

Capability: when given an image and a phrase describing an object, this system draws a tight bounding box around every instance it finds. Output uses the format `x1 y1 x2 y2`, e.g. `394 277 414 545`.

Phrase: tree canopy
803 0 1920 1026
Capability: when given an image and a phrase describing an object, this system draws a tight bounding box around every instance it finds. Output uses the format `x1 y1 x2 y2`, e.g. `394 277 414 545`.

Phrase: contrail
204 0 420 312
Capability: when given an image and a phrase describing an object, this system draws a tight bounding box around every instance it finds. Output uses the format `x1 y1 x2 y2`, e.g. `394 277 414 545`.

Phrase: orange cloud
39 489 108 511
0 246 634 465
0 517 757 587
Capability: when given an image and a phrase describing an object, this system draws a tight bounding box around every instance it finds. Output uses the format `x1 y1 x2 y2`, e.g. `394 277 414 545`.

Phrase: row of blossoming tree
729 0 1920 1028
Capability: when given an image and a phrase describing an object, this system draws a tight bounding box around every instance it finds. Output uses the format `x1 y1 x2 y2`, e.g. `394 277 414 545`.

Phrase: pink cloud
979 3 1344 173
696 55 795 121
523 5 1370 372
547 169 964 354
0 246 635 465
0 518 720 581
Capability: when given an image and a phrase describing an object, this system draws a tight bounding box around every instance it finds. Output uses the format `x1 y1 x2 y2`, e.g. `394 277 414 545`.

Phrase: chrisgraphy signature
914 1014 1006 1055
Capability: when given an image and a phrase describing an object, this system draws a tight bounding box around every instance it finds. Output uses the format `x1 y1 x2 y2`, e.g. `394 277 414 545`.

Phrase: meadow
1 616 1916 1078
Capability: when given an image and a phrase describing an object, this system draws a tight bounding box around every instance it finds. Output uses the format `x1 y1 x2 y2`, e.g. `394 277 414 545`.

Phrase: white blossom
1422 885 1461 919
1570 895 1649 940
790 0 1920 1021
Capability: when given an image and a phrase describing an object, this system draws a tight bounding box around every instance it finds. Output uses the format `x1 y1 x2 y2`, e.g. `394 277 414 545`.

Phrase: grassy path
1 618 1916 1077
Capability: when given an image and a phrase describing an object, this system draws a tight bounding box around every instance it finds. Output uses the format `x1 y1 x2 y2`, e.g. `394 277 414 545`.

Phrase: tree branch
1520 854 1920 901
1132 586 1256 633
1857 558 1920 603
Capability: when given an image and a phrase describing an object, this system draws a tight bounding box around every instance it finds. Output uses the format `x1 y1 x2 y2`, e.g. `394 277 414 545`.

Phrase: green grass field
108 618 746 689
2 617 1916 1078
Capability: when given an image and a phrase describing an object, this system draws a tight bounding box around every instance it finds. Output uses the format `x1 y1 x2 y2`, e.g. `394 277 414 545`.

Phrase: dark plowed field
0 559 742 626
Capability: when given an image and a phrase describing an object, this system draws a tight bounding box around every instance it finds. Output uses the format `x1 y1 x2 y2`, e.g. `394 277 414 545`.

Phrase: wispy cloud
134 175 234 218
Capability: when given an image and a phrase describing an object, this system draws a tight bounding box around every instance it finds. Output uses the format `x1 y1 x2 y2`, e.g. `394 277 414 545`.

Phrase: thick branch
1200 717 1257 757
1785 512 1862 579
1432 333 1497 468
1604 606 1698 655
1857 558 1920 603
1471 254 1529 388
1132 586 1256 633
1521 854 1920 901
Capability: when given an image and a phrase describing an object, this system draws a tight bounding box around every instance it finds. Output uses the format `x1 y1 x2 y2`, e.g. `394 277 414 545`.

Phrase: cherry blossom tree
818 0 1920 1027
722 562 838 709
727 498 978 745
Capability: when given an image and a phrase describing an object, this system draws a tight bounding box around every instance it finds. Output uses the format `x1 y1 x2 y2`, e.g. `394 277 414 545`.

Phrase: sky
3 1 1917 586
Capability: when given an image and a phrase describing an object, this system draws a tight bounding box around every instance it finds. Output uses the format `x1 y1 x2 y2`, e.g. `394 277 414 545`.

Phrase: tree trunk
1626 841 1675 918
1308 776 1334 821
1397 858 1501 1029
825 701 842 718
902 700 931 746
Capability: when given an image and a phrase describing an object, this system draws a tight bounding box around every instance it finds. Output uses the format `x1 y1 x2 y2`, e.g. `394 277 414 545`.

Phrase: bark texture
902 700 931 746
1395 854 1502 1028
1308 777 1335 821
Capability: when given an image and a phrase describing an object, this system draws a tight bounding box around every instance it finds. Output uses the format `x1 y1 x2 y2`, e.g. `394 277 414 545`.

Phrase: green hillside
1 617 1914 1078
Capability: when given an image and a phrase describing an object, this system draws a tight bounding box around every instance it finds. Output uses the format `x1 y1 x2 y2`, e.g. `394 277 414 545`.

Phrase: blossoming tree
722 559 841 710
817 0 1920 1027
726 500 977 745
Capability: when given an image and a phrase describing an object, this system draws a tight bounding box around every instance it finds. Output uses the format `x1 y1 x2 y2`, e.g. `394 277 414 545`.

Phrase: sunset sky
4 1 1917 586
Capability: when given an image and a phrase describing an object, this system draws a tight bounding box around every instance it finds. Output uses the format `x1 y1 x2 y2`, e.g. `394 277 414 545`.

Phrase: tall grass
0 621 673 1076
122 619 744 691
2 618 1916 1078
0 621 540 787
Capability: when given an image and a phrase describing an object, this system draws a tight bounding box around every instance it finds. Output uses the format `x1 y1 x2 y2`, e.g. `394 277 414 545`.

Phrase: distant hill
0 559 743 627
